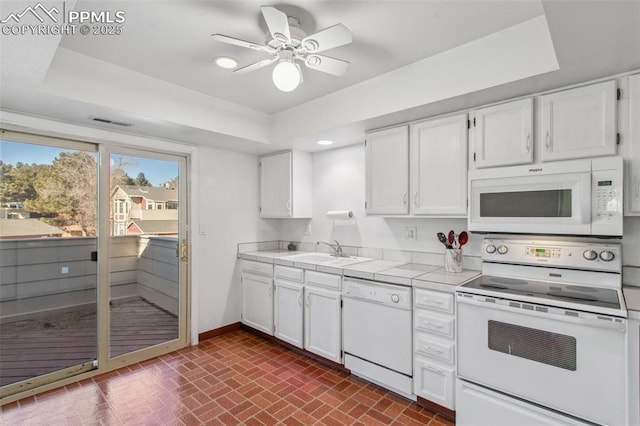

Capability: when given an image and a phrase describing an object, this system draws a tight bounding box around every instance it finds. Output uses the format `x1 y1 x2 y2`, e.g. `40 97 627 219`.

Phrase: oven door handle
456 294 627 331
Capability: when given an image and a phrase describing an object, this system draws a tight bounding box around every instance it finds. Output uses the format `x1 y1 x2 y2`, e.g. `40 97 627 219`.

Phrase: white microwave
468 157 623 236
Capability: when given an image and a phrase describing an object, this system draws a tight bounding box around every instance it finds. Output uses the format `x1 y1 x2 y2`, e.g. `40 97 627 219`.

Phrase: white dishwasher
342 278 414 399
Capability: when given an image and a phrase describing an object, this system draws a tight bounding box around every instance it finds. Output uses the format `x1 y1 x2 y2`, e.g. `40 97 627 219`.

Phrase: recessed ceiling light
317 140 334 146
214 56 238 69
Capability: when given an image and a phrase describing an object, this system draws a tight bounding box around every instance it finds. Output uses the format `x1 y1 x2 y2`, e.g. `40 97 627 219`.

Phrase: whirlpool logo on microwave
1 1 126 36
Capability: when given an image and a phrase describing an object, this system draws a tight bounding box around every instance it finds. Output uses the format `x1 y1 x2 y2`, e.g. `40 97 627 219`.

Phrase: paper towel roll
327 210 353 219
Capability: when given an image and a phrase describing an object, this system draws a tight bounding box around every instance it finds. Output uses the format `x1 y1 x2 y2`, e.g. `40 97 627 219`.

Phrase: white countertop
342 259 407 280
413 268 481 293
374 263 441 286
624 286 640 320
240 250 480 289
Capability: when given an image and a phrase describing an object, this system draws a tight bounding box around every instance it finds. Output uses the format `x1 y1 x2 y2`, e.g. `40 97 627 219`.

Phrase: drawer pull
424 345 444 354
424 364 444 375
424 321 443 329
424 299 443 306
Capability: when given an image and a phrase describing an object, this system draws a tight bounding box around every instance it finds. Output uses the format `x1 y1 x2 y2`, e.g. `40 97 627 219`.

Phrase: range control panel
483 238 621 272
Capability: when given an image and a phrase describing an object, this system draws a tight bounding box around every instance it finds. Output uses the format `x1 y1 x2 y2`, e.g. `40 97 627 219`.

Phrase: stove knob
486 244 497 254
583 250 598 261
599 251 615 262
391 294 400 303
497 245 508 255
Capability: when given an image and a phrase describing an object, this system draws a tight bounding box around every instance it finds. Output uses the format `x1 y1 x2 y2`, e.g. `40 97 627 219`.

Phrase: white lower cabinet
274 266 304 348
413 287 456 410
304 273 342 363
414 356 456 407
241 272 274 335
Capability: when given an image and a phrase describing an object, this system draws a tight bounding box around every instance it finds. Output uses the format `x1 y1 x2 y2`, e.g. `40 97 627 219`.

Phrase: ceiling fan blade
261 6 291 45
211 34 274 53
304 54 350 76
301 24 353 53
233 58 277 75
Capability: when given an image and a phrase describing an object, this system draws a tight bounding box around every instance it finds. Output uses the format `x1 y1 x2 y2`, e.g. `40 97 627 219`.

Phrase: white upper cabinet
365 126 409 214
260 150 312 218
540 80 618 162
410 114 468 216
472 98 533 168
625 73 640 215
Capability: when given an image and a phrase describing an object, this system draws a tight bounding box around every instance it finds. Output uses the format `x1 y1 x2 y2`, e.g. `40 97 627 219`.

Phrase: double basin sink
283 252 372 267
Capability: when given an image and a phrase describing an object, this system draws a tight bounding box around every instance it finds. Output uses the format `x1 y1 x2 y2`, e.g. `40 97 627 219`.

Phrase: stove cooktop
459 274 622 312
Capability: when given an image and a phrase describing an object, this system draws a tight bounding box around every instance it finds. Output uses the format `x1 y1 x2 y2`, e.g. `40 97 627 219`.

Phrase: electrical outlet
61 266 69 274
405 226 417 241
303 223 311 236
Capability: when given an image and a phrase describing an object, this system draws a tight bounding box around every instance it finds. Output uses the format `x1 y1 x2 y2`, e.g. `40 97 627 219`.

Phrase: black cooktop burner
460 275 620 311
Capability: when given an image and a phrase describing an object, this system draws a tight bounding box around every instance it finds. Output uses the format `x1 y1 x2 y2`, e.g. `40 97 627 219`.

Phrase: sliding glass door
0 131 99 395
0 131 189 399
107 149 188 360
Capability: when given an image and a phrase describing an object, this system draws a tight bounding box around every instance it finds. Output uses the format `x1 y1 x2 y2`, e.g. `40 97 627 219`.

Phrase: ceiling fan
212 6 353 92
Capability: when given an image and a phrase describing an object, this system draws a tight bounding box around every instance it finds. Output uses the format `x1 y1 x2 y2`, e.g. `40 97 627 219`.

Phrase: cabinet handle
525 133 531 153
305 295 310 307
424 321 444 329
635 176 640 201
402 192 408 206
424 345 444 354
268 285 273 297
298 294 303 306
545 131 551 152
414 192 420 208
424 364 444 375
286 200 291 212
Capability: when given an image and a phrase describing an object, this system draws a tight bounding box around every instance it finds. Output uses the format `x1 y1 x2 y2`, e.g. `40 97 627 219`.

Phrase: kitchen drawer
305 270 341 290
242 260 273 277
414 356 456 410
415 288 454 314
415 332 455 364
275 265 304 282
415 310 455 339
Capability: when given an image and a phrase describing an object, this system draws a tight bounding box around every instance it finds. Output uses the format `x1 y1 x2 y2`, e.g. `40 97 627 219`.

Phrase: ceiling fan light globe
273 60 301 92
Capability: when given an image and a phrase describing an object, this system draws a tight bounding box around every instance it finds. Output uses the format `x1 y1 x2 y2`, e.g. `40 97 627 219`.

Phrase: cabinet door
541 80 617 162
627 73 640 215
414 356 456 409
241 273 273 335
274 280 303 348
304 286 341 363
473 98 533 168
410 114 468 215
260 152 292 217
365 126 409 214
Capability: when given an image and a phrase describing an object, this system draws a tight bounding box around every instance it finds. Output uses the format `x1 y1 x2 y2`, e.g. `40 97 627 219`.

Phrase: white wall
194 146 278 335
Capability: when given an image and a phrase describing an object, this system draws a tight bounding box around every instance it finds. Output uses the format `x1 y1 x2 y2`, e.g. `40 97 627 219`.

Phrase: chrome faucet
317 240 344 257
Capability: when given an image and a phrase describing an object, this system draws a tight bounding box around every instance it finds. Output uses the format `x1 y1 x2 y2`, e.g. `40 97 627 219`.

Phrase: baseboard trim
416 396 456 422
198 322 242 342
240 325 349 374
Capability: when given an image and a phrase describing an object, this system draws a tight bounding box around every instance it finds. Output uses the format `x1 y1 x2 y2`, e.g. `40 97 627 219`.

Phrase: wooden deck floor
0 297 178 387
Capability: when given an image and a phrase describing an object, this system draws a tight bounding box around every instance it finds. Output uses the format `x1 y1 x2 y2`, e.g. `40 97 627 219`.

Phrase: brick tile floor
1 330 453 425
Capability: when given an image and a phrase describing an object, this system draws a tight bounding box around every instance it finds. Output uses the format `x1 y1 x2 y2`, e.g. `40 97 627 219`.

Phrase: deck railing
0 235 179 323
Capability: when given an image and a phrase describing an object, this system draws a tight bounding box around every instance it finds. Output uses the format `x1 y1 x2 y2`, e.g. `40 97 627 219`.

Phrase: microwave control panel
591 166 622 236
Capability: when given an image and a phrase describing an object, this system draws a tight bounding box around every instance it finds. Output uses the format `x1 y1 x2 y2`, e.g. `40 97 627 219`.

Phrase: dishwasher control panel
343 278 411 309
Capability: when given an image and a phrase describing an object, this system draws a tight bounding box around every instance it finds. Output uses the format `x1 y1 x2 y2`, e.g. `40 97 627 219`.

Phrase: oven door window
480 189 572 218
488 320 576 371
